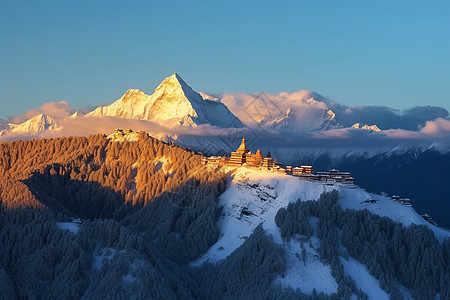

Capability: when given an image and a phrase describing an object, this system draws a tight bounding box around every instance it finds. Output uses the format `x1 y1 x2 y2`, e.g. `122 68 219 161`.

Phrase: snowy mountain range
3 73 450 143
69 111 84 119
0 73 362 137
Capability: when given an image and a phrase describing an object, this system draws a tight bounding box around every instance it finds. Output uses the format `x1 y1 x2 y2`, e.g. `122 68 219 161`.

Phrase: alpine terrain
1 73 449 231
0 133 449 299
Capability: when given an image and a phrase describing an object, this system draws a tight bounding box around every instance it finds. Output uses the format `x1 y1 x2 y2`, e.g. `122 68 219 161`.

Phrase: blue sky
1 0 449 120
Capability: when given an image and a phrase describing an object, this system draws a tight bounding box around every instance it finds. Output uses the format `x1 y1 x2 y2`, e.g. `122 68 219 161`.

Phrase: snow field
56 222 80 234
339 256 389 300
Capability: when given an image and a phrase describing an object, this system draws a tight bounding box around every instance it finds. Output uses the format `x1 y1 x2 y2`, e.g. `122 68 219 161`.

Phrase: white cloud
2 89 450 155
9 100 75 123
420 118 450 136
210 90 449 132
213 90 334 131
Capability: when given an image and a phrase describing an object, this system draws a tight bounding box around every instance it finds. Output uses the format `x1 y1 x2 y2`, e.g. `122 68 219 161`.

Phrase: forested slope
0 133 227 298
0 133 224 215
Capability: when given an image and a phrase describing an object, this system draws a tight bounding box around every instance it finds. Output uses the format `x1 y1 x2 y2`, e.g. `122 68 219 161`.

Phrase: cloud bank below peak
332 104 449 131
6 100 98 124
2 77 450 155
207 90 449 132
8 101 75 124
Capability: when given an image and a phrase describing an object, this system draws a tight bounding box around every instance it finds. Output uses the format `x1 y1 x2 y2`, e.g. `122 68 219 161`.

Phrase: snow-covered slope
193 167 449 265
192 167 449 296
56 222 80 234
339 256 389 300
192 168 334 265
275 219 338 295
88 73 244 128
5 114 59 135
338 185 449 242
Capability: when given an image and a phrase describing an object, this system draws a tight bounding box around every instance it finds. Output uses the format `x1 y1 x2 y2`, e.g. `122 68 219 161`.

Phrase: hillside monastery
109 130 420 209
202 137 355 188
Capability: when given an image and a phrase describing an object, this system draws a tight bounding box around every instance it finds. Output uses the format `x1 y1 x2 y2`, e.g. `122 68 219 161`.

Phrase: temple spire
236 136 249 153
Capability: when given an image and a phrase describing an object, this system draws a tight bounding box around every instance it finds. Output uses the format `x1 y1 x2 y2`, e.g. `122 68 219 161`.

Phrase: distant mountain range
275 145 450 229
0 73 245 137
0 73 385 137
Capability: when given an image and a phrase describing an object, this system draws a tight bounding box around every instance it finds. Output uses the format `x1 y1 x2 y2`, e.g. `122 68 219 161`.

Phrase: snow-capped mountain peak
69 111 84 119
327 109 336 120
87 73 243 128
351 123 381 132
153 72 202 104
8 114 59 134
120 89 147 102
315 109 339 131
269 106 340 132
269 107 295 130
87 88 151 120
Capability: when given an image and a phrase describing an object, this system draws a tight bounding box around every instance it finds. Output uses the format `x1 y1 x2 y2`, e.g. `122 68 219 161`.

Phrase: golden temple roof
236 137 249 153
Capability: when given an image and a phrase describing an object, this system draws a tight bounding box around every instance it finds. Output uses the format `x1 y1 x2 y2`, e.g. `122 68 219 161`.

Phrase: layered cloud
2 113 450 164
2 87 450 159
420 118 450 136
330 104 449 130
8 100 75 123
6 100 101 124
217 90 328 123
209 90 449 132
0 115 230 143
